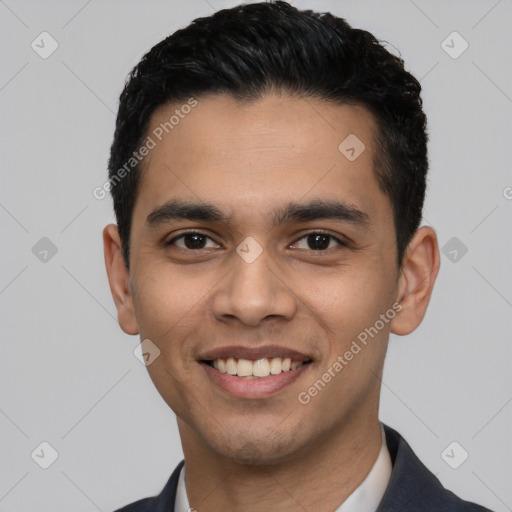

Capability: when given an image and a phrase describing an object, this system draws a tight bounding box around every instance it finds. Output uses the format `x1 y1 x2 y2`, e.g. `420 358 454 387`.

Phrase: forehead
133 93 392 230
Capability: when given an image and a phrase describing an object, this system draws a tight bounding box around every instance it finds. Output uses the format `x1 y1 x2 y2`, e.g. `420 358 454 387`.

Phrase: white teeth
270 357 282 375
209 356 307 378
253 358 270 377
226 357 237 375
237 358 253 377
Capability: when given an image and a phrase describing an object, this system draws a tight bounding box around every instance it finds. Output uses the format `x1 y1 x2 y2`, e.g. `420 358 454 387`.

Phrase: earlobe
103 224 139 335
391 226 441 336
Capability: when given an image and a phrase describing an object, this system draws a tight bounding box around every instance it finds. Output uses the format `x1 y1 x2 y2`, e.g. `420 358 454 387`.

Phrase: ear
391 226 441 336
103 224 139 335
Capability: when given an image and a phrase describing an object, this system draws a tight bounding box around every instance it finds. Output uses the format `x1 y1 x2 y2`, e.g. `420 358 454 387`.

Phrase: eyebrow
146 198 370 229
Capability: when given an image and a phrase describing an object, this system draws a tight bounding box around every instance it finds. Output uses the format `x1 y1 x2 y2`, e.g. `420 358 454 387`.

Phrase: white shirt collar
174 423 392 512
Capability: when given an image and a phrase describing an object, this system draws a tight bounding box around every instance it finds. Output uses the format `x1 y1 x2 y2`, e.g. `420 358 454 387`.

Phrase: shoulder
438 489 494 512
380 424 494 512
112 460 184 512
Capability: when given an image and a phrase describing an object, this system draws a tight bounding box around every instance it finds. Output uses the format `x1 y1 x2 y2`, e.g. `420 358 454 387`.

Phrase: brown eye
292 232 345 251
167 232 219 250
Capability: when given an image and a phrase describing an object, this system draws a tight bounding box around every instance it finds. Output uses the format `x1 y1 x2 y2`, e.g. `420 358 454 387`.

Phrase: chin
204 427 304 467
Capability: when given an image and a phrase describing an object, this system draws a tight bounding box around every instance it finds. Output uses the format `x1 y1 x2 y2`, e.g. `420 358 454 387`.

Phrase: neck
177 413 383 512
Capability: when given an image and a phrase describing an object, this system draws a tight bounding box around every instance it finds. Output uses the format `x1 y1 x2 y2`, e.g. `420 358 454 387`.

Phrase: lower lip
200 362 311 398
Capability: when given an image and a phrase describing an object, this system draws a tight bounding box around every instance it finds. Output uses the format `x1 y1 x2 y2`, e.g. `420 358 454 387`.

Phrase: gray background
1 0 511 510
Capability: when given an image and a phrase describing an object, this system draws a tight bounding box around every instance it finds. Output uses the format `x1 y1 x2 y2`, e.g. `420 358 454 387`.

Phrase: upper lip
198 345 312 362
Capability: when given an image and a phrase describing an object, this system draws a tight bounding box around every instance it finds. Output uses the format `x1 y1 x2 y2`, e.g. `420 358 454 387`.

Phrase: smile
200 357 313 398
204 357 312 378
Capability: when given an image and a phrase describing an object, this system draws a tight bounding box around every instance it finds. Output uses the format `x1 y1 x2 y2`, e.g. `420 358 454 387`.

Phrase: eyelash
165 230 347 252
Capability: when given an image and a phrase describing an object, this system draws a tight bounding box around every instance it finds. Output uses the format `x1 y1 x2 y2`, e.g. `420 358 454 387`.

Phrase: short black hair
108 0 428 270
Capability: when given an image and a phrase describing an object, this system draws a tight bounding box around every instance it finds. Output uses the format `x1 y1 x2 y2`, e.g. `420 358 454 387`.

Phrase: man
103 2 493 511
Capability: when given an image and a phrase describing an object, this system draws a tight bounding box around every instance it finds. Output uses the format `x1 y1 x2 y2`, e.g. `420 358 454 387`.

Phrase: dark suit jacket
114 424 493 511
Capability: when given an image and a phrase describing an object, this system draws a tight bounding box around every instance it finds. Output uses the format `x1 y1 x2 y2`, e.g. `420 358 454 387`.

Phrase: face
107 93 424 465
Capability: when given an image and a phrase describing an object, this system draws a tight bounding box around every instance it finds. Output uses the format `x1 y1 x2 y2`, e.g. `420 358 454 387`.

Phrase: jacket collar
377 424 457 511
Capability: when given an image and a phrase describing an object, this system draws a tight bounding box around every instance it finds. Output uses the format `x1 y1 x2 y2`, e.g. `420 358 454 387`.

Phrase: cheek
134 270 205 412
298 263 395 339
131 262 221 367
131 268 191 345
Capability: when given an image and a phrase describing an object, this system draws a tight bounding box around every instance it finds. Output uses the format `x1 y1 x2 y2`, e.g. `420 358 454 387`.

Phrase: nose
211 243 297 327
